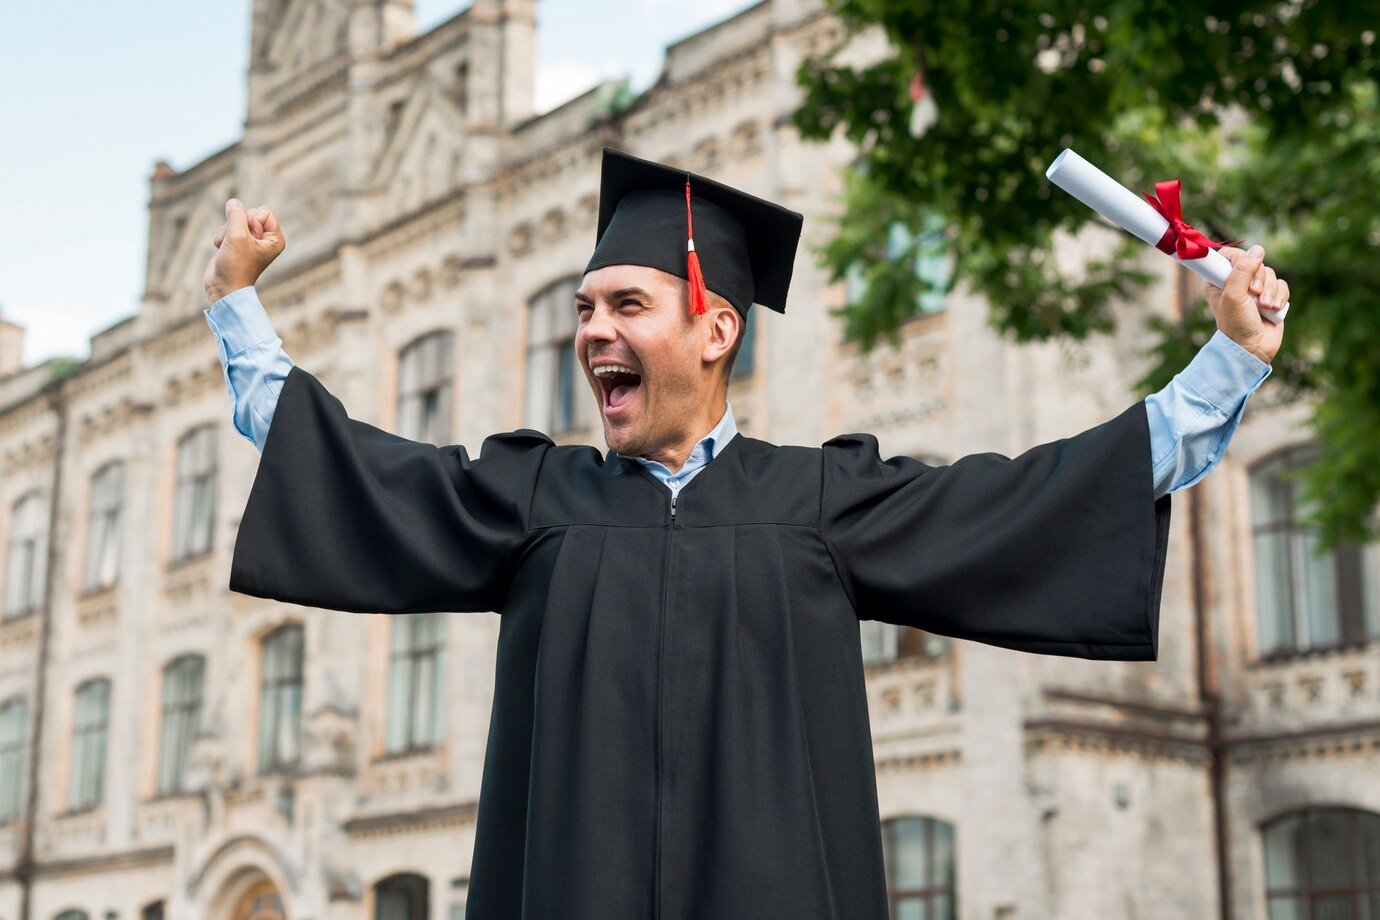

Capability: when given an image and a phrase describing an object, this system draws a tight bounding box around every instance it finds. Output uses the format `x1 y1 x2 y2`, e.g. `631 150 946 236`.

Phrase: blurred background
0 1 1376 918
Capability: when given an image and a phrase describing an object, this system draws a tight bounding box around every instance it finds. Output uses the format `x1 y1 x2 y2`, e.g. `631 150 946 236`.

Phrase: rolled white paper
1046 148 1288 323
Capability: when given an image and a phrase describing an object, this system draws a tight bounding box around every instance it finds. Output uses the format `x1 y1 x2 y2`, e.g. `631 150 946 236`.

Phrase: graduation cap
583 147 804 319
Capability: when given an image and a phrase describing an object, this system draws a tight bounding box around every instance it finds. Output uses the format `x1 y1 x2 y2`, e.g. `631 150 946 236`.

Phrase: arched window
84 460 125 592
881 815 956 919
3 489 48 617
257 624 304 773
1250 446 1380 657
172 424 218 563
386 614 446 754
398 331 454 444
525 276 591 435
1262 807 1380 917
0 696 28 822
69 678 111 810
157 654 205 794
375 872 430 920
141 900 166 920
53 911 89 920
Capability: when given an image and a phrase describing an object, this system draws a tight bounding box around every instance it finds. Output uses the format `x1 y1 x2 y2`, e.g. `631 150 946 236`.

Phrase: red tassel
685 179 708 317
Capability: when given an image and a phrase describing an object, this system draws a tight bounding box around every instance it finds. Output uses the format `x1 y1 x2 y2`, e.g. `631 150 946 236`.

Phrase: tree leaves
793 0 1378 551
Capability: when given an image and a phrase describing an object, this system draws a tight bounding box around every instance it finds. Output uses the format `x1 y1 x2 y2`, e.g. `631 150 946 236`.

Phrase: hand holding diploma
1046 148 1287 365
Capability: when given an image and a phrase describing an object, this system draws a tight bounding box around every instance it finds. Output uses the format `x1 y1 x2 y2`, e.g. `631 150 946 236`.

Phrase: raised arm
204 285 295 451
202 198 291 451
1145 328 1271 499
1145 242 1286 499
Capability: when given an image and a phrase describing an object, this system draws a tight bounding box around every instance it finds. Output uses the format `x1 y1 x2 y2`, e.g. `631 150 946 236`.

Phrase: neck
640 398 729 474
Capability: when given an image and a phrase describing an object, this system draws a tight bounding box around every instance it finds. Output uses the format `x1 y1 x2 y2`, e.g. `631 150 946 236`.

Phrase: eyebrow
573 287 653 306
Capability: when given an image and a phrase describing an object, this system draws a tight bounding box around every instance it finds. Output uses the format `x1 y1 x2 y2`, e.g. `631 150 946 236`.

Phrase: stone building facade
0 1 1376 918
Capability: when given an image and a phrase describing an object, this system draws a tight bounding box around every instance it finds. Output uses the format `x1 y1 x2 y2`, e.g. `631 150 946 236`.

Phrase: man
203 148 1286 919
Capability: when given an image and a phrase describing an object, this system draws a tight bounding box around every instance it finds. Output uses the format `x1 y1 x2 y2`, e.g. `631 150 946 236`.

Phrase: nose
580 304 617 347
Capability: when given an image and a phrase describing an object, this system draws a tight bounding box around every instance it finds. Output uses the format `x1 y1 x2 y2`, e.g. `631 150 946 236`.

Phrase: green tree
793 1 1378 551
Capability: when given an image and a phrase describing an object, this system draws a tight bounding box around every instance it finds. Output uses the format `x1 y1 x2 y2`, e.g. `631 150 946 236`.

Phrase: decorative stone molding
1225 722 1380 766
1 430 57 475
164 553 215 609
0 843 174 883
363 746 447 799
75 587 118 631
0 612 39 650
341 800 478 838
1024 721 1209 765
866 655 960 742
77 396 145 446
874 748 962 774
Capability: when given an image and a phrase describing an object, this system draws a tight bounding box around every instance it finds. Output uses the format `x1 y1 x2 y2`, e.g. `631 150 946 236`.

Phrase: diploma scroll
1045 148 1288 323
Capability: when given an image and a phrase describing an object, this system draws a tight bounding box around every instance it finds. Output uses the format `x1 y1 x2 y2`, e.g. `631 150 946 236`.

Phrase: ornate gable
256 0 350 75
372 75 469 215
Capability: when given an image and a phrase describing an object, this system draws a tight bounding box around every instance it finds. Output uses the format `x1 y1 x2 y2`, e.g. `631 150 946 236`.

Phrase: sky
0 0 750 369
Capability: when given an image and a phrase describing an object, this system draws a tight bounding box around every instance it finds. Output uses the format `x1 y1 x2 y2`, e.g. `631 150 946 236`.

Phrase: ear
700 297 739 366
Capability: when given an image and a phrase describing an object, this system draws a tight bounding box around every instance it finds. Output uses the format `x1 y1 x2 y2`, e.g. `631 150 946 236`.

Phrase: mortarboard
583 147 804 319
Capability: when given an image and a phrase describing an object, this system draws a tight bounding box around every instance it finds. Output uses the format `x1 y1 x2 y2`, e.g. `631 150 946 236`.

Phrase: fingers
1221 243 1264 306
1263 276 1289 310
224 198 250 240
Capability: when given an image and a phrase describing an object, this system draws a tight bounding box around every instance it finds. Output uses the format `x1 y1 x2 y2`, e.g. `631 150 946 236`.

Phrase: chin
601 417 641 454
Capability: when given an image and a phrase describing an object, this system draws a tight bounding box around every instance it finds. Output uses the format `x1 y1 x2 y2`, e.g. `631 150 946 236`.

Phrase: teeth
593 364 638 377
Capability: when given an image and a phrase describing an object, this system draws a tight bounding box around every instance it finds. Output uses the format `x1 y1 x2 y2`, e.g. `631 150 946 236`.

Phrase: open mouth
597 369 643 416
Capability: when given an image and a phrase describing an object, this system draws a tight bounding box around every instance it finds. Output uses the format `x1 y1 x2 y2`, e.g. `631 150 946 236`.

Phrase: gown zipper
655 487 678 918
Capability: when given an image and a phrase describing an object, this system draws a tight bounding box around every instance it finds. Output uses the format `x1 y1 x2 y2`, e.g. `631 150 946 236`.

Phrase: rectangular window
1250 447 1378 657
83 462 125 591
172 426 217 563
157 656 205 794
525 277 588 435
398 331 454 444
386 614 446 753
0 699 27 822
69 679 110 810
3 491 47 617
257 626 304 773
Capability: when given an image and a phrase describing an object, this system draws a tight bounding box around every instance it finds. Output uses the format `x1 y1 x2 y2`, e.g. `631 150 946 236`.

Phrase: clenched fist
203 198 286 305
1203 244 1288 366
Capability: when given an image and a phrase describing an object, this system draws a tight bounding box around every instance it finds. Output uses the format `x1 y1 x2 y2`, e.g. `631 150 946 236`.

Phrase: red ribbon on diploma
1143 179 1240 260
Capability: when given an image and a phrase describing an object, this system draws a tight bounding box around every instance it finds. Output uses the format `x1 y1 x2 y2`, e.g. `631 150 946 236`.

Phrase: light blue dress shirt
204 285 1272 500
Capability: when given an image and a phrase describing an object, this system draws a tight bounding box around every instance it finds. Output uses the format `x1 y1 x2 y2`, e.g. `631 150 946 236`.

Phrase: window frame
384 614 447 755
3 489 48 618
68 678 111 812
880 814 957 919
1261 806 1380 917
524 276 589 436
397 330 455 444
171 424 218 565
1249 444 1378 659
157 654 206 795
0 696 28 823
257 624 305 774
83 460 126 593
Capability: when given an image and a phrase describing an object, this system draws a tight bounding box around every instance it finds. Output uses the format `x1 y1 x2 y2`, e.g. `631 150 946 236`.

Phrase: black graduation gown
229 365 1172 920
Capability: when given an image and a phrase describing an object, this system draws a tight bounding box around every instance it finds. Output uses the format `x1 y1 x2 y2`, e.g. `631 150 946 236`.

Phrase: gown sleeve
819 399 1172 661
228 364 552 615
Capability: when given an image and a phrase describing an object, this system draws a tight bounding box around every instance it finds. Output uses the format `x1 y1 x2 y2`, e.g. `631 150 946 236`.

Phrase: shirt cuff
203 286 279 361
1177 328 1272 415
